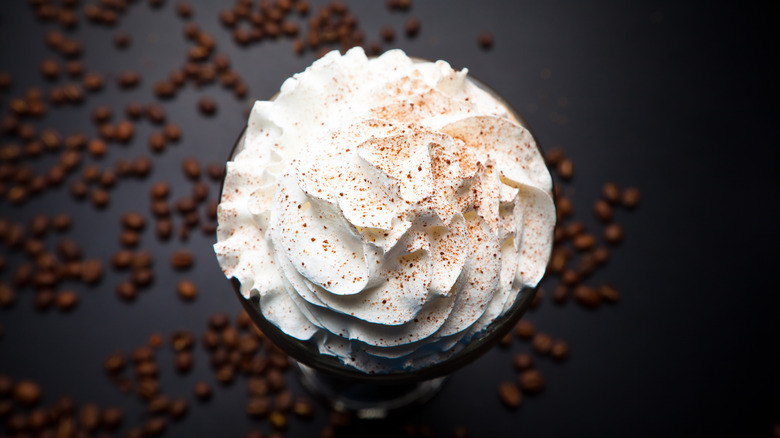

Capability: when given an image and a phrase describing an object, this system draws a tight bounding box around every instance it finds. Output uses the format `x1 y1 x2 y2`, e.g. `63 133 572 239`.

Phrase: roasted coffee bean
125 103 142 119
602 182 620 204
573 285 601 309
56 289 79 310
131 268 154 288
267 369 286 393
515 320 535 340
532 332 553 355
99 170 117 188
247 396 271 418
121 212 146 230
478 31 494 49
207 162 225 181
194 381 212 401
593 199 613 223
104 353 126 374
132 251 154 269
156 219 173 240
269 410 287 430
13 380 43 407
101 406 123 430
0 284 16 308
154 81 176 99
518 369 545 393
79 403 102 431
169 398 189 420
145 104 166 124
216 364 236 384
81 259 103 284
182 157 201 180
163 123 181 141
176 196 197 213
274 390 294 413
193 181 208 202
150 181 170 199
147 395 170 414
550 339 569 361
114 31 131 48
143 417 167 436
621 186 640 209
132 346 155 363
90 188 110 208
175 1 193 18
116 281 138 302
176 279 197 301
118 71 141 89
551 284 569 304
171 249 194 270
198 97 217 115
40 58 61 79
132 156 152 177
115 120 134 143
598 284 620 302
404 17 420 37
593 246 610 265
604 223 624 245
512 352 534 371
171 331 195 352
557 196 573 218
83 73 104 91
174 352 194 373
292 397 314 418
112 250 134 270
498 381 522 409
572 233 596 251
209 312 230 330
557 158 574 180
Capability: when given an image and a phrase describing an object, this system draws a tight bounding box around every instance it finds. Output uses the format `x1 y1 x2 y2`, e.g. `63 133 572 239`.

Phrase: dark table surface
1 1 778 437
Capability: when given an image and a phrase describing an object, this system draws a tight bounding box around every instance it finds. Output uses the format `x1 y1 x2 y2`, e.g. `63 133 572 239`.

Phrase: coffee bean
113 31 131 48
111 250 134 270
55 289 79 310
101 406 123 430
593 199 613 223
518 369 545 393
181 157 201 180
132 251 154 269
557 196 573 218
40 59 61 79
125 103 142 119
79 402 101 431
163 123 181 142
143 417 167 436
267 369 286 393
154 81 176 99
621 186 640 209
292 397 314 419
175 1 193 18
219 9 237 27
512 352 534 371
550 339 570 361
404 17 420 37
593 246 610 265
90 188 110 208
602 182 620 204
176 196 197 213
155 219 173 240
131 268 154 288
120 231 140 250
217 364 236 384
247 396 271 418
573 285 600 309
498 381 522 409
551 284 569 304
132 156 152 177
176 279 197 301
174 351 194 374
104 353 126 374
169 398 189 420
198 97 217 115
171 249 194 270
209 312 230 330
194 381 213 401
532 332 552 355
598 284 620 302
13 380 42 407
118 71 141 89
99 170 117 188
557 158 574 180
81 259 103 284
147 395 169 414
0 283 16 308
604 223 624 245
83 73 104 92
477 31 494 49
145 104 167 124
572 233 596 251
121 212 146 230
515 319 535 340
150 181 170 199
132 346 155 363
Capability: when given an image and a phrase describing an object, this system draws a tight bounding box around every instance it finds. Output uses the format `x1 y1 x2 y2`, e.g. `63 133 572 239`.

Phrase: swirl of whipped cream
215 48 555 373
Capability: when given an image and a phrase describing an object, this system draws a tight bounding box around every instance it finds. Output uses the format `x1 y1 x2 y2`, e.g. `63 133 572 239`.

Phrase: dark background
1 1 778 437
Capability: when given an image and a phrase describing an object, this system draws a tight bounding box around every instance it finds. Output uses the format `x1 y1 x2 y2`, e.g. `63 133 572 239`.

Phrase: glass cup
222 71 548 419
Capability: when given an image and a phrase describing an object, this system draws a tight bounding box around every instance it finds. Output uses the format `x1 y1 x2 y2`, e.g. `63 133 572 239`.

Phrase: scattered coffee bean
573 285 601 309
171 249 194 270
121 212 146 231
404 17 420 37
174 351 194 373
194 381 212 401
498 381 522 409
557 158 574 180
518 369 545 393
593 199 613 223
512 352 534 371
532 332 552 355
176 279 197 301
550 339 569 361
169 398 189 420
198 97 217 115
478 31 494 49
13 380 43 406
55 289 79 310
621 186 640 209
602 182 620 204
604 223 624 245
515 320 535 340
182 157 201 180
598 284 620 302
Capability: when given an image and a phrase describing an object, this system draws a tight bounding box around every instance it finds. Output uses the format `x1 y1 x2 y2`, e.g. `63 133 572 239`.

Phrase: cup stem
296 362 447 419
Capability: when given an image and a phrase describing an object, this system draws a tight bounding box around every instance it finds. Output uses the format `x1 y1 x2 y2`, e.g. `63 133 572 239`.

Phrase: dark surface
1 1 778 437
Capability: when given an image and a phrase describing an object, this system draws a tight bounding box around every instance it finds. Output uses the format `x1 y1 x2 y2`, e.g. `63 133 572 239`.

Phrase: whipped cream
215 48 555 373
